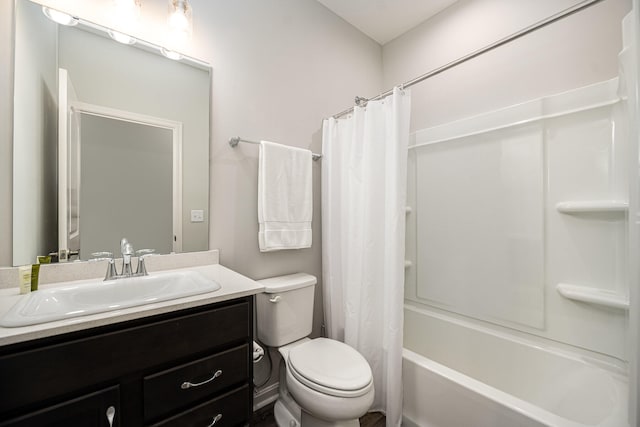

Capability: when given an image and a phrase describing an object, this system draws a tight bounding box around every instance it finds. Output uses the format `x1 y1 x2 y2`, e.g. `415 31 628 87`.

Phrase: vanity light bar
53 13 209 70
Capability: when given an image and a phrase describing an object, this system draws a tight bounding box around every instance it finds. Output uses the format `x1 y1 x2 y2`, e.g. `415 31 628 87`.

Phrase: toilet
256 273 374 427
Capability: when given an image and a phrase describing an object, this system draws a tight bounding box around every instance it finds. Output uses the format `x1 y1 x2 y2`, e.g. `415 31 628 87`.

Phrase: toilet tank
256 273 317 347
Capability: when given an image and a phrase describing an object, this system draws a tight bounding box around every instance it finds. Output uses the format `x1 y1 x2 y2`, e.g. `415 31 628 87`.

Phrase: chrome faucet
120 238 135 277
103 238 154 281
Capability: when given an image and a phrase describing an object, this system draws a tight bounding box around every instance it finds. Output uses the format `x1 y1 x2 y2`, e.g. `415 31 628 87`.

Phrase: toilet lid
287 338 373 395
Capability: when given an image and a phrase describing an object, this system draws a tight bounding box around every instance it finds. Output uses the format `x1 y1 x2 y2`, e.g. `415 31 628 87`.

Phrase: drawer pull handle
106 406 115 427
207 413 223 426
181 369 223 389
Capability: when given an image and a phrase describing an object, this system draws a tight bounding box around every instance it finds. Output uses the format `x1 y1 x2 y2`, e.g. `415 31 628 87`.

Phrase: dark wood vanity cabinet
0 297 254 427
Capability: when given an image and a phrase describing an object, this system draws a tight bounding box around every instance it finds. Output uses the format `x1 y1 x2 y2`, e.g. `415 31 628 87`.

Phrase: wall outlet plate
190 209 205 223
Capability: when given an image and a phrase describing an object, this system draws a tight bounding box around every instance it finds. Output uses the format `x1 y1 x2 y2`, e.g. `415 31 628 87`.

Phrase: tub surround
0 250 264 346
406 77 629 359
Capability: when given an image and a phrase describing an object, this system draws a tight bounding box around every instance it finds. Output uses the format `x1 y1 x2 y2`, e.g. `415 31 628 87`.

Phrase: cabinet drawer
150 384 250 427
143 344 249 422
0 300 250 415
0 386 120 427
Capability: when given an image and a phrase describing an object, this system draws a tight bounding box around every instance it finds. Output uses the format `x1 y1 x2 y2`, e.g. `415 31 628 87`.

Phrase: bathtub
402 305 629 427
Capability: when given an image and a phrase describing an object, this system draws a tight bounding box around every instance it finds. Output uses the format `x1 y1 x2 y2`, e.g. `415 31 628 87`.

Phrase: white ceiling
316 0 459 45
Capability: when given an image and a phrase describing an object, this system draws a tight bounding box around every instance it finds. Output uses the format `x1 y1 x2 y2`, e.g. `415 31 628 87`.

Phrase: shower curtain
321 87 411 427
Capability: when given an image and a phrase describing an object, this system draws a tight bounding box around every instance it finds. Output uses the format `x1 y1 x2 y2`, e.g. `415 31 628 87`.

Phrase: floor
251 403 386 426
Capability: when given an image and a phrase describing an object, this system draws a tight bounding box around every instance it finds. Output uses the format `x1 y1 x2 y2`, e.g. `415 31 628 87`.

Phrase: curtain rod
229 137 322 160
332 0 605 119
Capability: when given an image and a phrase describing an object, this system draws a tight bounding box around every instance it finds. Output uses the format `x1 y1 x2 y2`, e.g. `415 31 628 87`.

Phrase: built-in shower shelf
556 283 629 310
556 200 628 214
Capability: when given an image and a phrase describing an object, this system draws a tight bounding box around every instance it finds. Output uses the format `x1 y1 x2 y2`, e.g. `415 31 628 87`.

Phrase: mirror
11 0 211 266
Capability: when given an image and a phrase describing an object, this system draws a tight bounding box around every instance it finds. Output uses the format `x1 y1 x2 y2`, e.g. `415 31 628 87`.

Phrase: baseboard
253 382 279 411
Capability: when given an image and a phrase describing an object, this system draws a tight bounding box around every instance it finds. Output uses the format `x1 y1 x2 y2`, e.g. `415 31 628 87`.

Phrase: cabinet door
0 386 120 427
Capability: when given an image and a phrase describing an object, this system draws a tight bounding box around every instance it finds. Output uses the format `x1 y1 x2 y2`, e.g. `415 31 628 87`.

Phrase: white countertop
0 263 264 347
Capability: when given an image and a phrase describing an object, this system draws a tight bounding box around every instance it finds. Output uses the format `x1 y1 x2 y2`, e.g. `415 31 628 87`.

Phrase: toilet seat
287 338 373 398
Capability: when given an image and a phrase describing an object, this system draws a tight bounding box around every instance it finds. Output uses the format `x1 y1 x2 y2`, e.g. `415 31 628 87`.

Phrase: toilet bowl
286 338 374 426
256 274 374 427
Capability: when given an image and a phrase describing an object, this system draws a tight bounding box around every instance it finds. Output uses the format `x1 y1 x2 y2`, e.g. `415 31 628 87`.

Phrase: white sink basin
0 270 221 327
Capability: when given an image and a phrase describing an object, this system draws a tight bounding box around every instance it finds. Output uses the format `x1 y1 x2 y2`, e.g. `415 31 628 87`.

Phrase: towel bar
229 136 322 161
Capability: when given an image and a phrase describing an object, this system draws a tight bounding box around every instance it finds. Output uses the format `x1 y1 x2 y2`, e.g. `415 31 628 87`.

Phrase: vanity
0 255 264 427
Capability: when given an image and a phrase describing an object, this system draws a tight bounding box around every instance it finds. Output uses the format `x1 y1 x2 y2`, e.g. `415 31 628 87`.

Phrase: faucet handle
104 259 118 281
135 248 155 257
135 249 155 276
90 251 113 261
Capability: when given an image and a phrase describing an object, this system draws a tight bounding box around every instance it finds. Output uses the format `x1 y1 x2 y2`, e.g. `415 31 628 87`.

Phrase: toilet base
273 394 362 427
274 395 302 427
301 410 360 427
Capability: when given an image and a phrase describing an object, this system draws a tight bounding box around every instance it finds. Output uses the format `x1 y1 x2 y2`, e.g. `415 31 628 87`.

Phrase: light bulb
112 0 141 28
42 7 79 26
168 10 189 31
166 0 192 48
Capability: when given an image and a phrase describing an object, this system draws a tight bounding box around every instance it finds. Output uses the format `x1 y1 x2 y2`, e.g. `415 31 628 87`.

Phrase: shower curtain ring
354 96 367 107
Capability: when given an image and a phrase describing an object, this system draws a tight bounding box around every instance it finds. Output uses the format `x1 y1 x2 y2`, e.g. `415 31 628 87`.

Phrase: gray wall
195 1 383 335
382 0 631 132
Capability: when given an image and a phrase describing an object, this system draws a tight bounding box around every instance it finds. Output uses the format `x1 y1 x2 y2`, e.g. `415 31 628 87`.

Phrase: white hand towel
258 140 313 251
